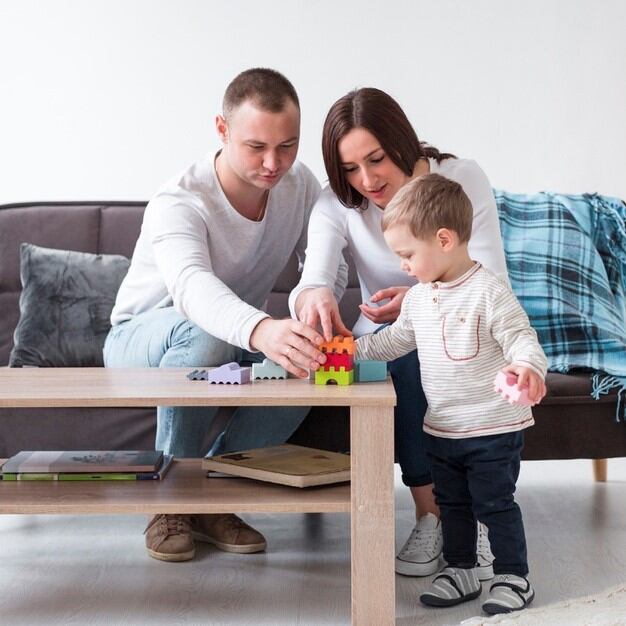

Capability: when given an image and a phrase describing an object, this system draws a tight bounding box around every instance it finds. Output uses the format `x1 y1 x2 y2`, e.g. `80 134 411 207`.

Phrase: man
105 68 346 562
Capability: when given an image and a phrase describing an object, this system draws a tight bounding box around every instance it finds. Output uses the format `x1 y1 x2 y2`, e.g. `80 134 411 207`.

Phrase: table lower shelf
0 459 351 515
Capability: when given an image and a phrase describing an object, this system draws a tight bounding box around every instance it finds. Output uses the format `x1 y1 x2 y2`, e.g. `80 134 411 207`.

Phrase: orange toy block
320 335 355 355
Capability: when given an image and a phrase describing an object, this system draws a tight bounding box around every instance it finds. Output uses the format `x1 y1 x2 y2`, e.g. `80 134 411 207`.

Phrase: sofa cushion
9 243 129 367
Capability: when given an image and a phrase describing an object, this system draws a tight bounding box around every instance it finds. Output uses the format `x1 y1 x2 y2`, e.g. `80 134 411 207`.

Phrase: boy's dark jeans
425 430 528 577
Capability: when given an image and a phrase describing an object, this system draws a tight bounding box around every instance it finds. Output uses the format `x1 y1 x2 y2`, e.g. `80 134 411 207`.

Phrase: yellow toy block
314 366 354 386
320 335 355 355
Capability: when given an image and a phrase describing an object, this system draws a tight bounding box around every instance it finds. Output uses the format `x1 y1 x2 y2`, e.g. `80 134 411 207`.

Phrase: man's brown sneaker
144 514 195 562
191 513 267 553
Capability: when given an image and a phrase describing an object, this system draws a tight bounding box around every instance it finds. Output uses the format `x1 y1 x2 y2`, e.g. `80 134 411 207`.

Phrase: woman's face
337 127 410 208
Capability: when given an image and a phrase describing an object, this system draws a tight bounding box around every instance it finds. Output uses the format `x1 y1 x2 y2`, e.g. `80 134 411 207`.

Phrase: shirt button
432 284 439 289
432 297 438 303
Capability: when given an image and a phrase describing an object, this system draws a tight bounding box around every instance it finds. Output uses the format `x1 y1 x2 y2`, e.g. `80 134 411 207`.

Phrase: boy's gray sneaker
476 522 495 580
420 566 481 607
395 513 443 576
482 574 535 614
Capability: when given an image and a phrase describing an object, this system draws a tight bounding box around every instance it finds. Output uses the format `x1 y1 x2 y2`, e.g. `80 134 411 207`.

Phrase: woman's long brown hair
322 87 455 209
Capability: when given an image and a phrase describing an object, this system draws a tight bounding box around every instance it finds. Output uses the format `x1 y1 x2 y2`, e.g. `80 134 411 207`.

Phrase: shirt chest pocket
441 313 481 361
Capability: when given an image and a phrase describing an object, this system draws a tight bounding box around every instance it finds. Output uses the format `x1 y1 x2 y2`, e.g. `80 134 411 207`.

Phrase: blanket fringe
591 372 626 422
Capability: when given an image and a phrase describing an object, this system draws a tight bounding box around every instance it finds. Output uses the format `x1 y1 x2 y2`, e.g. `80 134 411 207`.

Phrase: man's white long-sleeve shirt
111 152 329 351
357 264 548 439
288 158 508 337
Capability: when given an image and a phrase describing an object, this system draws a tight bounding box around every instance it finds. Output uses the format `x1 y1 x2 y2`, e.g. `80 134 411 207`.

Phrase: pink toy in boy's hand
494 371 533 406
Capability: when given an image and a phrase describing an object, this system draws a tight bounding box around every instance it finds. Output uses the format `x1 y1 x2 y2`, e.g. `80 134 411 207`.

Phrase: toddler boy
356 173 547 614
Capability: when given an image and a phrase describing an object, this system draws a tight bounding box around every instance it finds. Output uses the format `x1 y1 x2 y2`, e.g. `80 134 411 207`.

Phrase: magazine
0 454 173 481
1 450 164 474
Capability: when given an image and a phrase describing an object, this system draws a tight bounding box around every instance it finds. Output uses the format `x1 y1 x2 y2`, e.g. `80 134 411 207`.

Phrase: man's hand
359 286 410 324
249 317 326 378
501 364 547 405
295 287 352 342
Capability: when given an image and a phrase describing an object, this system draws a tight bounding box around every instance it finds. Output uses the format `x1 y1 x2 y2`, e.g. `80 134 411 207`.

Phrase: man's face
217 99 300 190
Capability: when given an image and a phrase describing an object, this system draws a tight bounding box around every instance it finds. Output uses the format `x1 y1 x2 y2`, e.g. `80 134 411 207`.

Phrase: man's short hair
382 173 473 242
223 68 300 119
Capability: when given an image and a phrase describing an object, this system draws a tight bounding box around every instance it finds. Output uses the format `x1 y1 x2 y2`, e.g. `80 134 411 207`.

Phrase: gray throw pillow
9 243 130 367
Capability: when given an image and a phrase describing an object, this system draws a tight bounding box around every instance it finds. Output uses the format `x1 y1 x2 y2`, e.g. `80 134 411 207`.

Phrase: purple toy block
494 371 532 406
208 362 251 385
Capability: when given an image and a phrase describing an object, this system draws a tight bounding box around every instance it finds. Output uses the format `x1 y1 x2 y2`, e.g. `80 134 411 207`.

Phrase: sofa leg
592 458 608 482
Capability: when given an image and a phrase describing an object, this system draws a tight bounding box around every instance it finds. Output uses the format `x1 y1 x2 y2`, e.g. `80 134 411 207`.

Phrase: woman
289 88 507 579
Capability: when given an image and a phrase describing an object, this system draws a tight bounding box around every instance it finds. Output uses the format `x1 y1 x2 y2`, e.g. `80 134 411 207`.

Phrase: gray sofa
1 201 625 470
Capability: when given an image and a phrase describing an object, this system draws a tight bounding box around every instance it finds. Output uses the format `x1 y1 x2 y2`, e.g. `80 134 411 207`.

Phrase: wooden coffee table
0 368 396 625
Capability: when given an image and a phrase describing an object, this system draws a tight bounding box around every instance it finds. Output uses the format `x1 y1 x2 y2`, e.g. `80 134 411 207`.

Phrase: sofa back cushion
0 202 146 364
0 202 361 365
9 244 131 367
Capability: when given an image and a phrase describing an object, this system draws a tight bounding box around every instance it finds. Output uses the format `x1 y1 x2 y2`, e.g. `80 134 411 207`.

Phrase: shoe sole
146 547 195 562
483 590 535 615
192 531 267 554
421 587 482 607
395 555 442 577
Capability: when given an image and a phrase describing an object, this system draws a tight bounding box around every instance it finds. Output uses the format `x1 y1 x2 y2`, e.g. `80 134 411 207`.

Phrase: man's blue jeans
103 307 310 458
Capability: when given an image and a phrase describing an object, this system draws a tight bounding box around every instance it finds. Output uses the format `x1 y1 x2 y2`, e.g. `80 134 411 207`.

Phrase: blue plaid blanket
495 191 626 421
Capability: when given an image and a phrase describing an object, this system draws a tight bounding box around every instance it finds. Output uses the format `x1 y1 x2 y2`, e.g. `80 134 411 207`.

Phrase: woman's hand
359 286 410 324
295 287 352 342
501 364 547 405
249 318 327 379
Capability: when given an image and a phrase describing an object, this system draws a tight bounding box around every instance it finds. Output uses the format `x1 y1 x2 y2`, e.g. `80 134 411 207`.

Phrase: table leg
350 405 395 625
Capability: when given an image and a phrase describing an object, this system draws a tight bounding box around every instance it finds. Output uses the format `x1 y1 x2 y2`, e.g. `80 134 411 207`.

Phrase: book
1 450 164 474
0 454 173 481
202 444 350 488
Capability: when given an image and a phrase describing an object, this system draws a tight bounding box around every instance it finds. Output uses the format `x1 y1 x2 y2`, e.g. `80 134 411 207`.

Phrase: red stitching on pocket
441 315 481 361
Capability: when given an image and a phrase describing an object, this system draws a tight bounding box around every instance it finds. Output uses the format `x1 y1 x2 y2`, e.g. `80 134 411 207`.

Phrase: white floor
1 458 625 626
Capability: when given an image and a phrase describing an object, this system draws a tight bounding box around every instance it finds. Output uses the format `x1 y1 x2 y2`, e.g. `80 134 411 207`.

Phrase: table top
0 367 396 408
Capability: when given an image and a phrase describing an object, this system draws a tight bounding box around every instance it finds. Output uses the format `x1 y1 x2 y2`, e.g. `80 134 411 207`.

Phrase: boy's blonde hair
382 173 473 242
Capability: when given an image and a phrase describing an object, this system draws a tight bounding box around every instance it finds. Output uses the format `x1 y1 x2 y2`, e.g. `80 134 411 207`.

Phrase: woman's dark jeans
374 322 430 487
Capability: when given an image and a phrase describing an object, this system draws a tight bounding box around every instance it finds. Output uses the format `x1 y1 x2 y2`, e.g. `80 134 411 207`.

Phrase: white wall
1 0 625 203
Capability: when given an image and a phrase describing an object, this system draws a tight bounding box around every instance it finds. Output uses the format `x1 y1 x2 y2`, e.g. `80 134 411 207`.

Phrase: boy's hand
501 364 547 405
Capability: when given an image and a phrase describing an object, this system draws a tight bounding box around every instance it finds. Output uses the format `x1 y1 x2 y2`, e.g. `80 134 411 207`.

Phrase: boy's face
217 99 300 191
384 224 452 283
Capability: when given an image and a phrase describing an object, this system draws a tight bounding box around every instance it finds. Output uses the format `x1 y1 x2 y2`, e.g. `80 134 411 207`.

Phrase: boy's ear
436 228 457 251
215 115 229 143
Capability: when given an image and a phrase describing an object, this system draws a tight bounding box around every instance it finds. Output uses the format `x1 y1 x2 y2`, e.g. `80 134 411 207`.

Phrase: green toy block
315 366 354 386
354 360 387 382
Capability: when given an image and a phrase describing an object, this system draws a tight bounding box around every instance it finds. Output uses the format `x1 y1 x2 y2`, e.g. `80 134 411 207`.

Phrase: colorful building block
252 358 287 380
324 352 354 371
208 362 251 385
354 360 387 382
315 366 354 386
494 371 532 406
320 335 356 355
187 369 209 381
